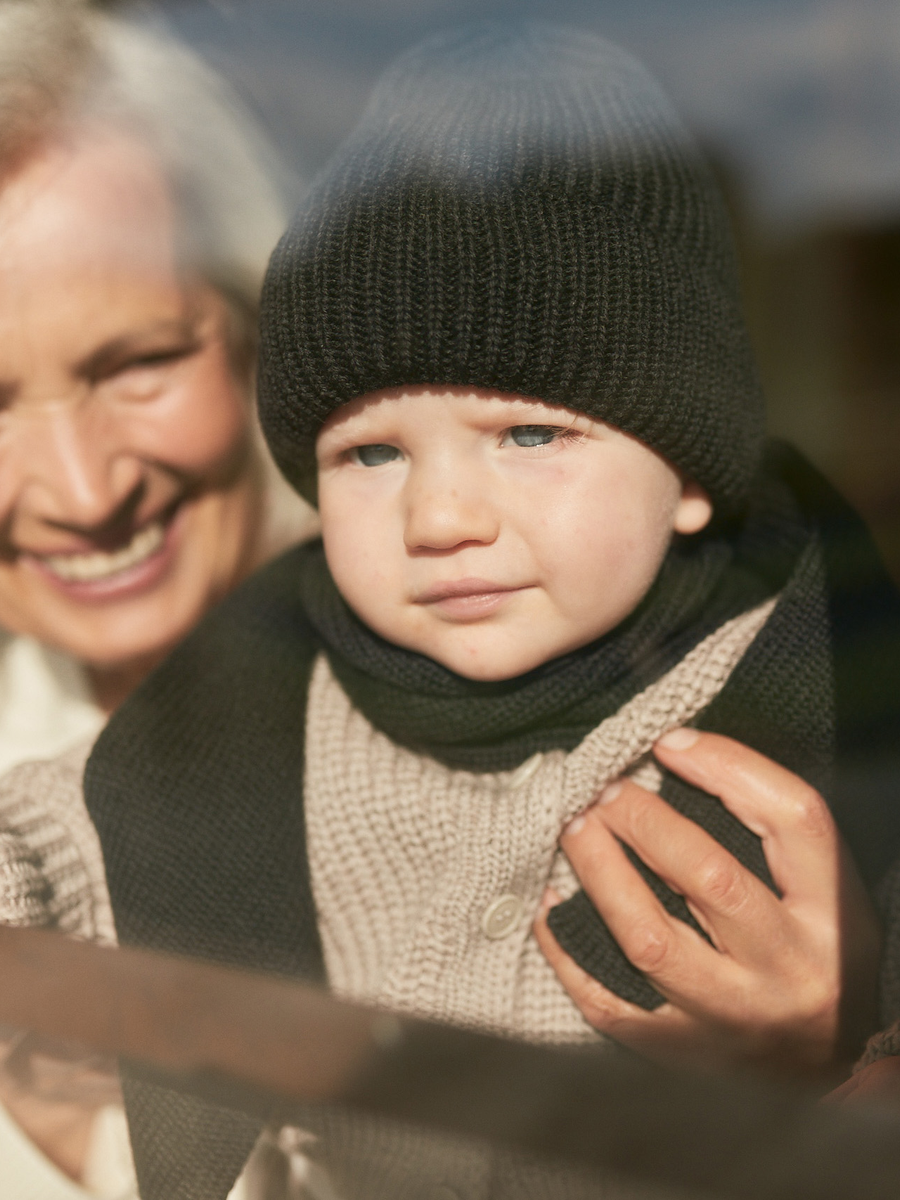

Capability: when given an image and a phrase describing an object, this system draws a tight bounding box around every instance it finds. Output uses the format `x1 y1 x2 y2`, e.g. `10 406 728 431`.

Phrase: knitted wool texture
306 599 775 1044
0 742 114 944
257 23 765 512
83 446 900 1200
297 530 773 774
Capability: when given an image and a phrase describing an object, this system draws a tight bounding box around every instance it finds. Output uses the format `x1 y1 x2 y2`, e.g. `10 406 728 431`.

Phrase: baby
83 22 900 1199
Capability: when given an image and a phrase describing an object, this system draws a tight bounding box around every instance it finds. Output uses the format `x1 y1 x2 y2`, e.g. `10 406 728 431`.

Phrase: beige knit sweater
305 597 777 1044
0 597 777 1051
0 599 776 1039
0 741 114 943
0 600 776 1200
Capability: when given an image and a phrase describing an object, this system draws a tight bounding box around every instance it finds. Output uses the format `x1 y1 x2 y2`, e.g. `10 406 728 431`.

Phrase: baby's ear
673 479 713 535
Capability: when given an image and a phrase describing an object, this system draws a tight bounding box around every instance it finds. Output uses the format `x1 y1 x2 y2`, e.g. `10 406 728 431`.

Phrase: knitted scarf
296 523 771 776
84 442 900 1200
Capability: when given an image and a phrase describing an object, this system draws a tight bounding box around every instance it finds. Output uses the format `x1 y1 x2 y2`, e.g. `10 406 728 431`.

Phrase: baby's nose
403 467 499 551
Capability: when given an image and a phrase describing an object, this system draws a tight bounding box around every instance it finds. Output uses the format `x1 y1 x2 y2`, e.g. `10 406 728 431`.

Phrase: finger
823 1058 900 1107
652 728 840 905
822 1073 863 1103
556 802 743 996
580 779 786 963
533 893 695 1042
534 892 835 1071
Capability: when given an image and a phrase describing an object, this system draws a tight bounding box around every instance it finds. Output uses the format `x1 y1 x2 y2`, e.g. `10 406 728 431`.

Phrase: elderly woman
0 2 313 1196
0 0 313 769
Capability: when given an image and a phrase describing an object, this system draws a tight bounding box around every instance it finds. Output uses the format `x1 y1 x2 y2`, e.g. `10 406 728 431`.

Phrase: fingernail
564 813 586 837
598 780 623 805
657 727 700 751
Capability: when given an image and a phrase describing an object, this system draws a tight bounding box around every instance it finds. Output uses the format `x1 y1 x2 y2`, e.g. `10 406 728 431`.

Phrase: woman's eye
122 349 193 371
99 343 200 385
350 443 402 467
505 425 564 448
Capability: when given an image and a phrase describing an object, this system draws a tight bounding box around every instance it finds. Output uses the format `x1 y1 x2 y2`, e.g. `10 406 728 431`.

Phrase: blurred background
124 0 900 582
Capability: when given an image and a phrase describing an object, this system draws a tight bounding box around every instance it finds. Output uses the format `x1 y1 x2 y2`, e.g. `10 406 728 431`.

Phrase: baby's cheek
568 508 669 623
620 506 677 594
323 511 398 626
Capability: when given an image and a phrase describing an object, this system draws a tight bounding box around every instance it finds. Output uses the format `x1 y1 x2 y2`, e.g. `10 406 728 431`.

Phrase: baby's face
316 387 712 681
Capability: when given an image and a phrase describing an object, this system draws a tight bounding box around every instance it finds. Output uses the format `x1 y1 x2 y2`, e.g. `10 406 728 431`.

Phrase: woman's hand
826 1056 900 1105
533 729 882 1080
0 1032 121 1183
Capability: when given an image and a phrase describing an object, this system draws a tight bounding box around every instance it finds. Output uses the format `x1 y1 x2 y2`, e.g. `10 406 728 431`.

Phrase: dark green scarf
297 527 772 774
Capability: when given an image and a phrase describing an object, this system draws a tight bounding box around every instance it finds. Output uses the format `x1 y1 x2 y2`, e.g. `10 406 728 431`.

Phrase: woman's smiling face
0 130 261 691
316 386 713 682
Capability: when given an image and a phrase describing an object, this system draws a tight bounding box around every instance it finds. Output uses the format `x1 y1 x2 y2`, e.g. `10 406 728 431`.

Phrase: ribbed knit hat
258 22 765 512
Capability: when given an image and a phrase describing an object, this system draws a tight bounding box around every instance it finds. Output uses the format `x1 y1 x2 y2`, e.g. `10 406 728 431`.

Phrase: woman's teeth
41 522 165 583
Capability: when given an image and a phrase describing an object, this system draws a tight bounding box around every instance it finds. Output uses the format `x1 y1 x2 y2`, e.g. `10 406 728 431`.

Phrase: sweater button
481 893 524 939
507 752 542 789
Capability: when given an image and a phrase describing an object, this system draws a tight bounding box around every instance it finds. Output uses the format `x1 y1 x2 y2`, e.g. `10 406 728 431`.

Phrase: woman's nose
8 405 143 533
403 462 500 551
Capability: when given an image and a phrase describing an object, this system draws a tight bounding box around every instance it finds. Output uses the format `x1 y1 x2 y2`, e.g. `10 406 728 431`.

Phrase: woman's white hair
0 0 288 340
0 1 316 544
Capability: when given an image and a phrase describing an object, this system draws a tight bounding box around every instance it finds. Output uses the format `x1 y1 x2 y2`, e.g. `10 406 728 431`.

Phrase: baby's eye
503 425 566 448
350 443 402 466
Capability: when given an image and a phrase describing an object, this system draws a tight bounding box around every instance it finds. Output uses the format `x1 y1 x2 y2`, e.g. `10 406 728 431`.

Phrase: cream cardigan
0 595 773 1200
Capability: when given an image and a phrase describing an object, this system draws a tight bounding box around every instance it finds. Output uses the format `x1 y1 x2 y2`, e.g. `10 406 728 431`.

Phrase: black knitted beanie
258 22 765 512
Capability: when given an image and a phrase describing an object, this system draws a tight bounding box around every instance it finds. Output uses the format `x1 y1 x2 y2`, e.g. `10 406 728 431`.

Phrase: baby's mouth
37 519 166 584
